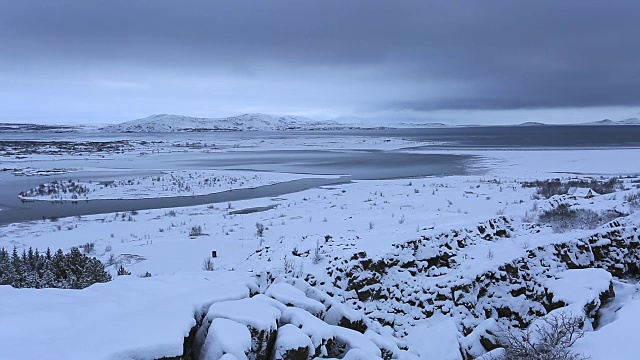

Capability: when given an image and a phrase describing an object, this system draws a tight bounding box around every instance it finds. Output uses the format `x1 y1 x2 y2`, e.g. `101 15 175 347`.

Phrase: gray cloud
1 1 640 123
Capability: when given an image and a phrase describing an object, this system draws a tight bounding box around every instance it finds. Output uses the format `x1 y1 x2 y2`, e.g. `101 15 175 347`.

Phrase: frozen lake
1 125 638 224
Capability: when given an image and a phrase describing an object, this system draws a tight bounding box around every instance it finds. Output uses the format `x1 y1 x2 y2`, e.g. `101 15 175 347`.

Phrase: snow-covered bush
189 225 203 237
625 191 640 211
537 204 619 232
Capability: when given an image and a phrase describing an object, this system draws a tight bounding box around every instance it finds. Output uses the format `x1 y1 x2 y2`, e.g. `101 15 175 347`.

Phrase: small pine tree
117 265 131 276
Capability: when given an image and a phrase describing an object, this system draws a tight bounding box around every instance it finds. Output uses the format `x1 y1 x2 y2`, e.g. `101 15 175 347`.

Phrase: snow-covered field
1 133 640 359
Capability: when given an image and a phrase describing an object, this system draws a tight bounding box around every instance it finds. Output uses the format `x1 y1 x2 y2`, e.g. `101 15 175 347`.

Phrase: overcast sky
2 1 640 125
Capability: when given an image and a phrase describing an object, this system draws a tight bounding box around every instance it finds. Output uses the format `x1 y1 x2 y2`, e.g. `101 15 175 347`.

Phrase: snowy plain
1 129 640 359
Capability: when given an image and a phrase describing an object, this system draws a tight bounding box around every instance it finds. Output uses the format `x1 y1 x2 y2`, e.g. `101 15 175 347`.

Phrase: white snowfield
2 139 640 359
0 273 256 360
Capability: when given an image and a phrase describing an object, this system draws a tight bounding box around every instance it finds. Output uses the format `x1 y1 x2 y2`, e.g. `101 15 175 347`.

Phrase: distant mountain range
581 118 640 125
100 113 390 132
3 114 639 133
0 123 80 133
518 118 640 126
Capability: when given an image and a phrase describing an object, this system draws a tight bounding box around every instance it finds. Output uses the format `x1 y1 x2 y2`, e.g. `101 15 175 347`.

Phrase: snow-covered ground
1 134 640 359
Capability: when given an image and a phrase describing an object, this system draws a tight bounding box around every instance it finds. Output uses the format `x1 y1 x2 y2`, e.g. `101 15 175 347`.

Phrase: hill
100 113 373 132
581 118 640 126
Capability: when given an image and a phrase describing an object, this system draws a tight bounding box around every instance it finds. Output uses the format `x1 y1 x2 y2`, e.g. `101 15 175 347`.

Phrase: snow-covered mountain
581 118 640 126
101 113 375 132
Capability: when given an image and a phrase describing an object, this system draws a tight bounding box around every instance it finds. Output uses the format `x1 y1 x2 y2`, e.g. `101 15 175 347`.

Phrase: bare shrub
106 254 117 266
256 222 265 237
202 257 215 271
312 240 324 264
283 255 296 274
497 312 588 360
79 242 95 254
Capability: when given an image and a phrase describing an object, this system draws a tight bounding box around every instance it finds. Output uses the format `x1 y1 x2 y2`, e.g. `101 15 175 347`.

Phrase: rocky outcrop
301 216 638 358
184 280 411 360
167 216 638 360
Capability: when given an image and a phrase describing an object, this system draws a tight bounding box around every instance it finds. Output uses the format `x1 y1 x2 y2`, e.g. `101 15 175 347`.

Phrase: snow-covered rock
201 318 252 360
266 282 326 316
197 297 282 360
545 268 614 320
271 324 314 360
280 306 335 357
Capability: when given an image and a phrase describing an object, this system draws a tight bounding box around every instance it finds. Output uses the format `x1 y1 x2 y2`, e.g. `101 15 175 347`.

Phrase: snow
545 268 612 307
0 273 254 360
333 325 382 357
573 298 640 359
201 318 252 360
280 306 334 352
205 297 282 333
324 302 366 326
336 348 383 360
405 318 463 360
265 282 326 315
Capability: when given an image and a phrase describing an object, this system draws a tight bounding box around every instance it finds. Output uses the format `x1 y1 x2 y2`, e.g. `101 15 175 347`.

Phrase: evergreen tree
12 247 26 287
0 246 111 289
0 248 15 285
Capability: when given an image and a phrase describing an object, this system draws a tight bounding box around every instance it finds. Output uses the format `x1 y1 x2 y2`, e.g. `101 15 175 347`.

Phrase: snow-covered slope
101 113 357 132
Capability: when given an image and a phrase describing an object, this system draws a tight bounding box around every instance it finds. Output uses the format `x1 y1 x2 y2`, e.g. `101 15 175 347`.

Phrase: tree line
0 246 111 289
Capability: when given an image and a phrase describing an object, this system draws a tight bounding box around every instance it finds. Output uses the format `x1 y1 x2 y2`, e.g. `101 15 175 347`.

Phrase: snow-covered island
18 170 339 201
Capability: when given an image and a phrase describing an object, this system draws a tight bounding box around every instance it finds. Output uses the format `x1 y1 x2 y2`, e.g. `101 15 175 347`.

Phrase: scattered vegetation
19 179 91 200
522 177 623 198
